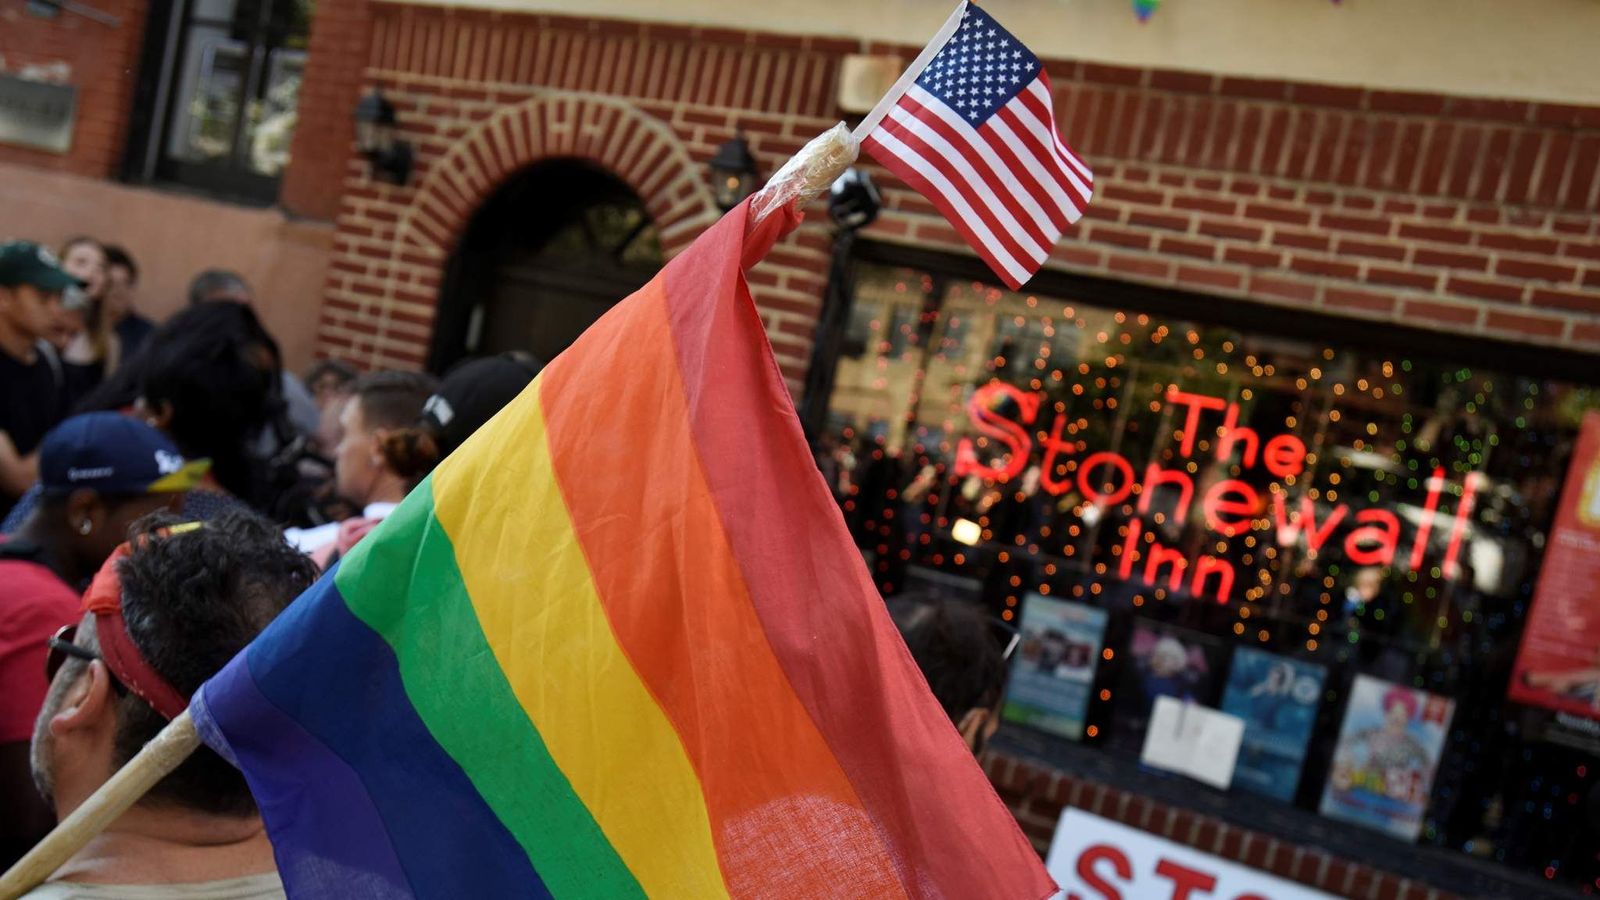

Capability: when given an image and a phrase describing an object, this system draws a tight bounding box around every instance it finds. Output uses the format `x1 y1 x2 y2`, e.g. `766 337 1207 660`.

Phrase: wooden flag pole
0 710 199 899
0 124 860 900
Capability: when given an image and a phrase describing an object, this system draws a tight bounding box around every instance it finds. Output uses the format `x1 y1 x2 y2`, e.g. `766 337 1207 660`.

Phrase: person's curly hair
109 509 318 815
888 594 1007 723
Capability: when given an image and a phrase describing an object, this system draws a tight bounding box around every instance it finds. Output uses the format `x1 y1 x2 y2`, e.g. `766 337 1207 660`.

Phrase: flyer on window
1318 675 1455 841
1219 647 1327 802
1002 594 1109 740
1109 620 1227 753
1508 411 1600 721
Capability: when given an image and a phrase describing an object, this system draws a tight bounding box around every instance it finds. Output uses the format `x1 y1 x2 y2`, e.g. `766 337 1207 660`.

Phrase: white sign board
1046 808 1336 900
1140 697 1245 790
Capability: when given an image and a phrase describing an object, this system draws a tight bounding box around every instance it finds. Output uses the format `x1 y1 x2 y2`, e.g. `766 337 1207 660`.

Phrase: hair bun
377 428 440 482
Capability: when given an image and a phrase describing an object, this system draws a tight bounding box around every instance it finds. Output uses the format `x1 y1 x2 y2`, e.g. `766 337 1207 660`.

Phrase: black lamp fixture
708 132 760 211
827 167 881 230
354 89 414 186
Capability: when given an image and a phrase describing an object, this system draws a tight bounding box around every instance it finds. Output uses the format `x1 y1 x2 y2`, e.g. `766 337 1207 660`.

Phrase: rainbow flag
190 199 1054 898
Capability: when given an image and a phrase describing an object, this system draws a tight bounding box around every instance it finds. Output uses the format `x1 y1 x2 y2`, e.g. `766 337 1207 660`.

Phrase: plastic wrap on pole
747 122 859 233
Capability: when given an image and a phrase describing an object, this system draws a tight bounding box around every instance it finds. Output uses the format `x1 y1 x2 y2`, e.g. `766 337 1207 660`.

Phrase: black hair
102 245 137 283
75 303 284 506
187 269 251 306
304 359 358 392
888 594 1007 723
111 509 317 815
354 370 440 484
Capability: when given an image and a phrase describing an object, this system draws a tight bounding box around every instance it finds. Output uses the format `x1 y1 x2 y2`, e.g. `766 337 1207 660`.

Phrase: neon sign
954 382 1477 604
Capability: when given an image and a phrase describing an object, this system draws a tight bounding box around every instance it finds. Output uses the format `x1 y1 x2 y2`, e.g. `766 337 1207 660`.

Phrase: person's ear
957 707 991 751
48 660 118 740
64 489 107 539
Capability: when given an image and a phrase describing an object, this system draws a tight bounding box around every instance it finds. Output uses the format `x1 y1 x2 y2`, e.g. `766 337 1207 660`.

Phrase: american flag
858 2 1093 289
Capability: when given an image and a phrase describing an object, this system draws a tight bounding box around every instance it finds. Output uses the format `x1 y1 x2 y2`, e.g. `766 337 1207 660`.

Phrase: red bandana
80 539 191 720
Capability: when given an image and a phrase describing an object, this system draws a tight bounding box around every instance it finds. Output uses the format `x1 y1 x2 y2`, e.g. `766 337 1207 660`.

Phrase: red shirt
0 557 80 743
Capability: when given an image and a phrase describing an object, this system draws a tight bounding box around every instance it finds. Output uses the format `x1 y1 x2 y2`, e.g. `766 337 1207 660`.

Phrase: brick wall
306 4 1600 386
984 750 1458 900
0 0 149 177
281 0 372 219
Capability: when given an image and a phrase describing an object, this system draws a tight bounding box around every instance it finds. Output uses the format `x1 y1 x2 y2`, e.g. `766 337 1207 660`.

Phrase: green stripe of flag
335 477 646 899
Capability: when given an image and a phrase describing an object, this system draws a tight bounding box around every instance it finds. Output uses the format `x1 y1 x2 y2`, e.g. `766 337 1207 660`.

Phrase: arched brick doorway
429 159 662 371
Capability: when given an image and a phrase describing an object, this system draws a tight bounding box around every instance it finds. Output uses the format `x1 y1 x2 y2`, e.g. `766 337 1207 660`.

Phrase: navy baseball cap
39 413 211 497
0 241 84 293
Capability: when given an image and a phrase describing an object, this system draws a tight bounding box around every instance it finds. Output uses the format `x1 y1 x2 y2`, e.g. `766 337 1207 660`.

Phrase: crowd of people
0 238 1011 898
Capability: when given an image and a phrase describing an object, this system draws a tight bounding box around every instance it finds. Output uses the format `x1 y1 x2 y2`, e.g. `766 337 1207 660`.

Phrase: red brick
1495 258 1578 283
1198 219 1265 242
1090 226 1155 251
1448 275 1524 303
1531 287 1600 314
1148 69 1216 93
1414 248 1491 272
1223 246 1282 268
1446 96 1533 124
1368 90 1447 115
1217 826 1245 861
1244 203 1313 226
1107 253 1172 280
1486 309 1565 338
1129 210 1192 232
1172 195 1239 216
1320 212 1390 236
1217 76 1290 100
1574 321 1600 346
1335 238 1407 262
1242 835 1271 869
1565 241 1600 262
1367 267 1438 290
1081 62 1143 86
1349 867 1378 900
1535 102 1600 129
1290 256 1361 279
1337 194 1378 211
1157 236 1216 260
1250 274 1318 302
1101 184 1166 206
1325 286 1397 314
1291 83 1365 109
1274 230 1332 252
1398 223 1472 244
1176 264 1243 291
1478 232 1561 255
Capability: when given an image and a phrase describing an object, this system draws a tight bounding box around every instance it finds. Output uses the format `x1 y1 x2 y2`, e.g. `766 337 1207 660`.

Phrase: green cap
0 241 84 293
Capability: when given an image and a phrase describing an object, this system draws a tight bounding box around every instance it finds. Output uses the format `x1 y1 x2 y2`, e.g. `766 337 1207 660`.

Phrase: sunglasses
44 625 127 696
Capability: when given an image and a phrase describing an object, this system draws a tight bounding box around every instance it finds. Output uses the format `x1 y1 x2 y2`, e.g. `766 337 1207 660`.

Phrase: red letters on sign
1166 389 1228 458
1202 479 1259 535
1344 508 1402 566
953 383 1039 482
1154 858 1219 900
1070 844 1132 900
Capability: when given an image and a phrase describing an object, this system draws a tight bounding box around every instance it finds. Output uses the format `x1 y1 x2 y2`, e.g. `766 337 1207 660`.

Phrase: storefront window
820 252 1600 892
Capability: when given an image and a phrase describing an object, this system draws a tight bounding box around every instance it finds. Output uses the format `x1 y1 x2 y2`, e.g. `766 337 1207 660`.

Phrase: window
128 0 313 202
817 244 1600 895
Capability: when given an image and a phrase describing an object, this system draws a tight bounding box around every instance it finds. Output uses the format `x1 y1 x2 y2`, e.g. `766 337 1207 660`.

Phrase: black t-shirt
0 341 68 463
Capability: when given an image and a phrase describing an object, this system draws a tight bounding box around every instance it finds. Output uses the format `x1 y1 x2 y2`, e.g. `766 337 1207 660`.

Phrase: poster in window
1219 647 1327 802
1318 675 1455 841
1111 621 1226 752
1508 411 1600 721
1002 594 1108 740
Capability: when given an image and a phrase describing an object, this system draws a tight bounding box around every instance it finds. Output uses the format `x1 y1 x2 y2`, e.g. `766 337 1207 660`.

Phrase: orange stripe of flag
538 277 909 899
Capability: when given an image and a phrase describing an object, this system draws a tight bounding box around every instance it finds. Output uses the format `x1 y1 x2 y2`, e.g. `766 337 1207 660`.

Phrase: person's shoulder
19 873 285 900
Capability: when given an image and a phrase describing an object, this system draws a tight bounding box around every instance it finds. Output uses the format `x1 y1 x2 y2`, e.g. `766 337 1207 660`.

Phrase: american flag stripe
863 129 1034 286
903 86 1066 237
883 107 1051 262
978 110 1081 228
855 2 1093 289
992 106 1091 211
1025 80 1095 183
874 112 1045 270
1013 84 1094 199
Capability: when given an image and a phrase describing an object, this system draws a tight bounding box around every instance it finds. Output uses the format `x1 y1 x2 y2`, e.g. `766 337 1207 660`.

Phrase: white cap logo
155 450 183 474
423 394 455 427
